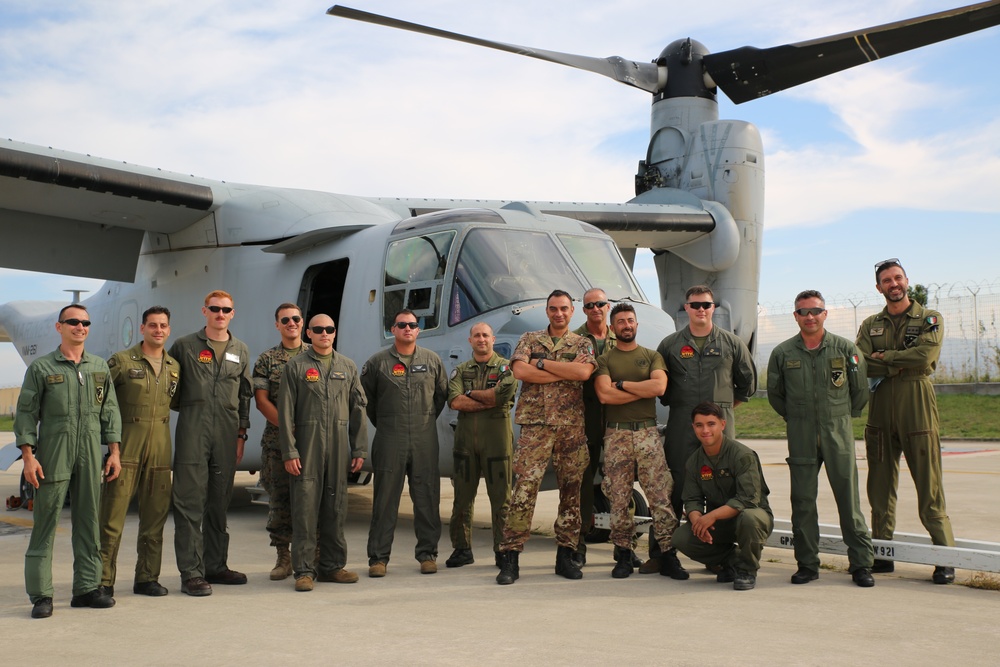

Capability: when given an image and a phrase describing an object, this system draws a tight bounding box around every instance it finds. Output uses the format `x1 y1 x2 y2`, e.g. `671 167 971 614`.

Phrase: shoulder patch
926 315 938 326
450 368 458 380
107 357 117 368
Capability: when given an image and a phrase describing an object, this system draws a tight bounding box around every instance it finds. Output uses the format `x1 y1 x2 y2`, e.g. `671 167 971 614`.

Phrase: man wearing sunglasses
168 290 253 596
571 288 616 565
279 315 367 592
252 303 309 581
15 304 121 618
767 290 874 587
362 310 448 577
856 259 955 585
642 285 756 574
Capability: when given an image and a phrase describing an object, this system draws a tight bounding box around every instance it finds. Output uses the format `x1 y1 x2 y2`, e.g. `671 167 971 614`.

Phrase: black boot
612 548 634 579
659 548 690 580
496 551 519 585
555 545 583 580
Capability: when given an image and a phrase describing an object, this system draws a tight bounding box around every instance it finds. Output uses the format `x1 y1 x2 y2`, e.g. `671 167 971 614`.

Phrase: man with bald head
279 314 368 592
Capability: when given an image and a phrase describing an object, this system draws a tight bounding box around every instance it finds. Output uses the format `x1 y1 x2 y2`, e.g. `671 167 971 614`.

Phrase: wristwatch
237 433 248 442
465 389 473 398
615 380 625 391
536 359 545 370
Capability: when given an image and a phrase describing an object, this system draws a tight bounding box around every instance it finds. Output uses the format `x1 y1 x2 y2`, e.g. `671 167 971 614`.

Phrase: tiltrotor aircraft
2 2 998 496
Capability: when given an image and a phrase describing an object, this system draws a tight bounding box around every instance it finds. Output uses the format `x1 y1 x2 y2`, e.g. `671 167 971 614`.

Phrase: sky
1 0 999 385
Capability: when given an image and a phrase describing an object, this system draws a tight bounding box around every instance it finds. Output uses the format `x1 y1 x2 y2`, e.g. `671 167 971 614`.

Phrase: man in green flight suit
767 290 874 588
856 259 956 584
99 305 180 599
445 322 516 569
169 290 253 596
279 314 368 592
16 303 121 618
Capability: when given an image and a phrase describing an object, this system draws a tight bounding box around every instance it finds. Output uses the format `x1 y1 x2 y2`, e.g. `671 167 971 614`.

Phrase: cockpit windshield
448 227 644 325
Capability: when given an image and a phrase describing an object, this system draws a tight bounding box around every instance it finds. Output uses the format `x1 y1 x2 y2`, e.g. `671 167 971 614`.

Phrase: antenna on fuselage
64 289 89 303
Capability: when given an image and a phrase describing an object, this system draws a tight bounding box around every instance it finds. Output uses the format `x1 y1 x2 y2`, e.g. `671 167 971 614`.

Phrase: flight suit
168 329 252 581
672 436 773 574
279 348 368 579
252 343 309 549
446 352 516 554
99 344 180 588
767 332 873 573
856 303 955 546
572 323 616 554
362 345 448 565
15 348 121 603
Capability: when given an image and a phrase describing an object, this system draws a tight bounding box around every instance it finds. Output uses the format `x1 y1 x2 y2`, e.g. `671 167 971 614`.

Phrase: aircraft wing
0 141 218 282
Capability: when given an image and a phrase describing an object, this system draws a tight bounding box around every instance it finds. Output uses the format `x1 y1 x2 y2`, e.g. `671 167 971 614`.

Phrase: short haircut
142 306 171 324
393 309 417 325
685 285 714 301
691 401 725 421
610 302 636 323
274 302 302 321
875 259 906 281
547 289 573 306
204 289 233 306
583 287 606 301
469 322 494 336
794 290 825 308
58 303 87 321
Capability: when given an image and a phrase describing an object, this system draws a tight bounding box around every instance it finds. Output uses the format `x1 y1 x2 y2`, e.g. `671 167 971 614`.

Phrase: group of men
15 257 957 617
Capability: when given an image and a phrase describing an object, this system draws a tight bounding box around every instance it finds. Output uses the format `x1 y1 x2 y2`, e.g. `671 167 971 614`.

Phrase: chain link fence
756 279 1000 383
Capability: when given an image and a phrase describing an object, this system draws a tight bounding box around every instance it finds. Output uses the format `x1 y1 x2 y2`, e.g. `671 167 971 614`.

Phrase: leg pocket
864 425 883 463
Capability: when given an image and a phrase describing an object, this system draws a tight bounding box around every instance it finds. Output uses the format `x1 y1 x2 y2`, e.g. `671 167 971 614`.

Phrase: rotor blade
327 5 663 93
704 0 1000 104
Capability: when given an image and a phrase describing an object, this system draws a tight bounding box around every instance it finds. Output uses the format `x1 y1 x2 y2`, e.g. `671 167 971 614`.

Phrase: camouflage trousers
601 425 678 551
260 446 293 547
500 424 589 551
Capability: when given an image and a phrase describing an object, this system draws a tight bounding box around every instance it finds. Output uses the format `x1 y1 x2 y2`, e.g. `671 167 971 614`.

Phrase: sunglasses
60 318 92 327
207 306 234 314
394 322 419 330
583 301 609 310
280 316 302 325
794 307 826 317
310 326 336 334
685 302 715 310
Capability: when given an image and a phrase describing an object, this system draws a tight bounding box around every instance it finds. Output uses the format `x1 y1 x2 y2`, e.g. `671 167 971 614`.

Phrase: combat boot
611 549 634 579
496 551 519 585
659 548 690 580
555 545 583 580
270 545 292 581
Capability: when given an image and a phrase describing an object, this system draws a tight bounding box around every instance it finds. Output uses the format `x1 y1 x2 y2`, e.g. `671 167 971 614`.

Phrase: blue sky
2 0 999 384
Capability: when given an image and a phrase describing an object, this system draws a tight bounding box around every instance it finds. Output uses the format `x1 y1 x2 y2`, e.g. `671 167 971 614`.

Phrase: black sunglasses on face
280 316 302 324
394 322 419 330
310 326 336 334
686 302 715 310
794 307 826 317
207 306 234 314
583 301 609 310
60 318 91 327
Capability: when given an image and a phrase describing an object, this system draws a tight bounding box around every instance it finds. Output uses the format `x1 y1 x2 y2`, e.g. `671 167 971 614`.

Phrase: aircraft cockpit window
558 234 644 301
448 228 585 325
384 231 456 333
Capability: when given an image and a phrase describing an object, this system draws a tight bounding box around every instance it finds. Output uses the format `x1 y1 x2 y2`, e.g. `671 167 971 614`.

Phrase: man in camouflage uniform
496 290 596 585
252 302 309 580
856 259 956 584
99 306 180 599
445 322 516 569
16 304 121 618
644 285 756 573
593 303 686 580
572 287 615 565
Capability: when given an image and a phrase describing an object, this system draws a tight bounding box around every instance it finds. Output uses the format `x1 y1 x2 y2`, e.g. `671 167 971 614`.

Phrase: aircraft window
383 231 455 333
448 228 585 325
558 234 644 301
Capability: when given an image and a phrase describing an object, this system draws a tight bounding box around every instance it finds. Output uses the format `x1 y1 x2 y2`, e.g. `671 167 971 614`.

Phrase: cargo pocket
864 425 883 463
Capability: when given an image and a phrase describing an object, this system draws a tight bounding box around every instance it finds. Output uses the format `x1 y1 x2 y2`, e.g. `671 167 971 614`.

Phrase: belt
606 420 657 431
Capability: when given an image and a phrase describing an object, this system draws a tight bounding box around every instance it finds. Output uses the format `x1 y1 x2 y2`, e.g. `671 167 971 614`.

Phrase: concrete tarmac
1 433 997 666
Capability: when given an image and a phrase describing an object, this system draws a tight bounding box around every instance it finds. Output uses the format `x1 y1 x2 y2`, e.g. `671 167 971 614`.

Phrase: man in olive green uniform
496 290 596 585
445 322 516 568
252 302 309 580
645 285 756 572
672 402 773 591
169 290 253 596
593 303 685 580
572 288 615 564
767 290 874 588
16 304 121 618
856 259 956 584
99 306 180 598
279 315 368 592
362 309 448 576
